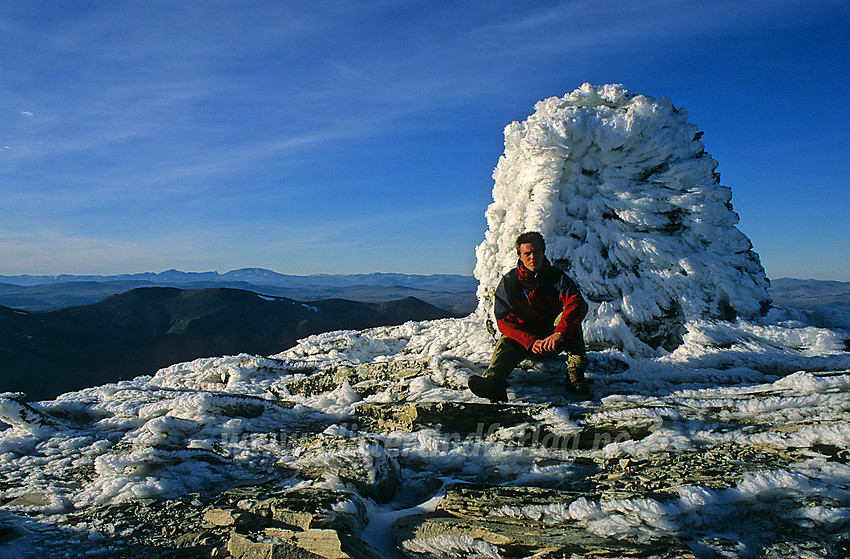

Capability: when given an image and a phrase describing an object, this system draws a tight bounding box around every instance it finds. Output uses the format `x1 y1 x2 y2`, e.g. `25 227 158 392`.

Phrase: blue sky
1 1 848 280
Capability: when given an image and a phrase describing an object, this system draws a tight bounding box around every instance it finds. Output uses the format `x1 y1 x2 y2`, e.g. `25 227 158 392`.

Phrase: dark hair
515 231 545 254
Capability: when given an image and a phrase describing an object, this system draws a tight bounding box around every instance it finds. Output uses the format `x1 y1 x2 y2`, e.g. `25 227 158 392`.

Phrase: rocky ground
1 318 849 559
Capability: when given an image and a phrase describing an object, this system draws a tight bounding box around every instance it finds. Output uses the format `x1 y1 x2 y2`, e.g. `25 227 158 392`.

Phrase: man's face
518 242 544 272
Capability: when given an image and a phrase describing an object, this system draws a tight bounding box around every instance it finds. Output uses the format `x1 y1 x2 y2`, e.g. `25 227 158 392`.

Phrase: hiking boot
468 375 509 403
564 354 590 395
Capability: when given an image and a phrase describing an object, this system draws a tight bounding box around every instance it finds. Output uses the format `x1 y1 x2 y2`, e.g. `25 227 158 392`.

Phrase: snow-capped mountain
0 85 848 558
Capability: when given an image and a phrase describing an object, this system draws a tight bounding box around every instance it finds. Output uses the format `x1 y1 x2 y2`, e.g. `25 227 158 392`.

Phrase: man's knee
564 325 586 356
485 336 527 379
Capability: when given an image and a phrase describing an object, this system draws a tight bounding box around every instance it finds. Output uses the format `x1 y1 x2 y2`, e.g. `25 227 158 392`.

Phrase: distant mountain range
3 270 848 318
0 269 479 314
0 287 456 401
0 268 478 289
767 278 850 330
1 272 847 402
768 278 850 311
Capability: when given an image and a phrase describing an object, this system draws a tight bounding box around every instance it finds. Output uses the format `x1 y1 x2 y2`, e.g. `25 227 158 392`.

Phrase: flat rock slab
394 484 696 559
228 528 376 559
354 401 653 451
286 360 431 396
355 401 548 433
2 492 51 508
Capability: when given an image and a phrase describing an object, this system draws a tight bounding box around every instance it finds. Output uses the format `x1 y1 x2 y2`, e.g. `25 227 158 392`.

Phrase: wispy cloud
466 0 842 48
6 0 831 173
1 0 846 276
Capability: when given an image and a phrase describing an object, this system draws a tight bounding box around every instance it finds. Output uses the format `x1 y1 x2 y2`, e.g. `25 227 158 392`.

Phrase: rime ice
0 86 848 558
474 83 770 354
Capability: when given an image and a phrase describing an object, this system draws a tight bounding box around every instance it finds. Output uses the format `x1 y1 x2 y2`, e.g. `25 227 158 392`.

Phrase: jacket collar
517 257 550 283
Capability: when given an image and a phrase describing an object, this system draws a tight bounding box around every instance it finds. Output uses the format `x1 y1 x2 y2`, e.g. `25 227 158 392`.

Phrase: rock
395 512 640 558
355 401 548 433
354 401 650 453
394 483 697 558
171 529 221 551
203 507 260 528
810 443 850 463
227 531 322 558
435 484 583 519
588 443 799 494
246 488 368 532
227 527 378 559
393 513 512 555
270 510 315 531
263 528 363 559
294 435 401 503
0 393 57 433
286 360 431 396
247 497 314 530
2 492 50 508
507 423 650 451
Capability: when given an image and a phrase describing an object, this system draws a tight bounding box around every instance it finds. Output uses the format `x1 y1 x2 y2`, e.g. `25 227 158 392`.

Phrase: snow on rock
0 313 848 557
0 86 848 558
474 83 770 354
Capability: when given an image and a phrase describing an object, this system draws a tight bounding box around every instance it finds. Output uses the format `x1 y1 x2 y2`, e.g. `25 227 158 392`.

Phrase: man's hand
531 332 564 355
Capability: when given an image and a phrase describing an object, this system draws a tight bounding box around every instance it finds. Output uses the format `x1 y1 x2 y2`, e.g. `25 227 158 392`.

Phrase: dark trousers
484 325 586 381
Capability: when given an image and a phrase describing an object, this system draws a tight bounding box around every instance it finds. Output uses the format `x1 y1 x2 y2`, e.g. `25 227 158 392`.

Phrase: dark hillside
0 271 479 314
0 287 454 401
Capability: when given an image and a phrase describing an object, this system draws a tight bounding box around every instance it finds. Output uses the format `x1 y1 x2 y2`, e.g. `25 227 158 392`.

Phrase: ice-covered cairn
474 84 770 355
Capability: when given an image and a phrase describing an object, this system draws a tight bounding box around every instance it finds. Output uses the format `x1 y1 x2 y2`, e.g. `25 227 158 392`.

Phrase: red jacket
494 261 587 350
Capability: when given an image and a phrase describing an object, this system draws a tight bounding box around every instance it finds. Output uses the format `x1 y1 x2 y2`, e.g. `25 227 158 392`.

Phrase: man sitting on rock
469 231 589 402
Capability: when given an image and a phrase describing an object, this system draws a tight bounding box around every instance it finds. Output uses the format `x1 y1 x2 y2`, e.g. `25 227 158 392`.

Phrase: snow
0 84 848 556
1 314 848 554
401 534 502 559
474 83 771 355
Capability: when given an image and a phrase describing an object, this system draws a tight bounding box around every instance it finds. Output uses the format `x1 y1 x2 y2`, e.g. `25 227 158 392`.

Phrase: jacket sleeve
497 317 538 351
493 272 538 350
552 274 588 340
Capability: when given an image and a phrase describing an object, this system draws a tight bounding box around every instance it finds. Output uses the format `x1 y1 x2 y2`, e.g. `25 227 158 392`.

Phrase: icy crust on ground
474 83 770 354
1 312 849 556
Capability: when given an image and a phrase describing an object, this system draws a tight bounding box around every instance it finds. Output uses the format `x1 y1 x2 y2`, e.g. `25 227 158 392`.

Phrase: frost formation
474 83 770 354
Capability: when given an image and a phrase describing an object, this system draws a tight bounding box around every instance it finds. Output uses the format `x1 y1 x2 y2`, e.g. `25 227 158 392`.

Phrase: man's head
515 231 545 272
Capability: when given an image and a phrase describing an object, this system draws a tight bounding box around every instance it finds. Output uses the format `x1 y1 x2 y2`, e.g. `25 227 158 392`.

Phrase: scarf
516 257 550 296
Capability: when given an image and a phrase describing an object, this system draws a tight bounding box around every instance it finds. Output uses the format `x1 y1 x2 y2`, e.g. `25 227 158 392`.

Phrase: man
469 231 589 402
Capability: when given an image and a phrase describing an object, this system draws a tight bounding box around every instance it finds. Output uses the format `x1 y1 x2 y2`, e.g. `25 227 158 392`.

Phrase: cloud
1 1 846 277
7 0 821 175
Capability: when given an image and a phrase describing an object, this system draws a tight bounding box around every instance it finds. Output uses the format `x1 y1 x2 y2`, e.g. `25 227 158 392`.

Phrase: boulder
294 435 401 503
